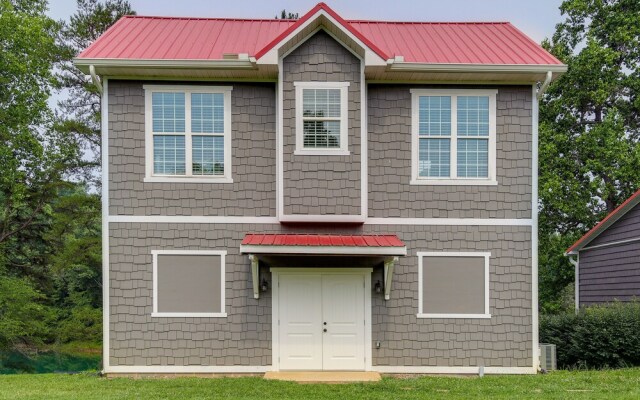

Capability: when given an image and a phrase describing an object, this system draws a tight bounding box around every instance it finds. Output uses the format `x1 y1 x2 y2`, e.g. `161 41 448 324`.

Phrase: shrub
540 301 640 369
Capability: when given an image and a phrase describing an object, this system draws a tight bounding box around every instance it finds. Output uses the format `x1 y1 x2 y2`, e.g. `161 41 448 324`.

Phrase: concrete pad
263 371 381 383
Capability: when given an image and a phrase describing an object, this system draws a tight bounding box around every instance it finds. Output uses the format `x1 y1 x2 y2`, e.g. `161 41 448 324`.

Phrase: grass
1 369 640 399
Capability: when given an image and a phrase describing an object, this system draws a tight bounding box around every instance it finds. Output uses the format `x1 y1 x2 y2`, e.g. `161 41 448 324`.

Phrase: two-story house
75 3 566 376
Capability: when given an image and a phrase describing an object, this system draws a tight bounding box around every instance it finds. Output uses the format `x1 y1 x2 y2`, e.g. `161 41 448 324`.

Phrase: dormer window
294 82 350 155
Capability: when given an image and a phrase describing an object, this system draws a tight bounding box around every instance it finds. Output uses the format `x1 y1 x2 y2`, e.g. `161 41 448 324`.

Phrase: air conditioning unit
539 343 557 371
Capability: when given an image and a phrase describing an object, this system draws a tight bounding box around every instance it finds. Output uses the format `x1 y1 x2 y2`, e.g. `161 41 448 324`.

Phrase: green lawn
1 369 639 399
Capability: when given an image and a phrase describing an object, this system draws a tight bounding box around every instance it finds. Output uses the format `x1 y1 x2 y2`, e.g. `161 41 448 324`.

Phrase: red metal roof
78 2 562 66
566 189 640 254
241 234 405 248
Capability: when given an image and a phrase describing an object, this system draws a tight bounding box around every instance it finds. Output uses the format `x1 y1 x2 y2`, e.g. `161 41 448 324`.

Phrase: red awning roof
77 2 562 66
566 189 640 254
240 234 406 256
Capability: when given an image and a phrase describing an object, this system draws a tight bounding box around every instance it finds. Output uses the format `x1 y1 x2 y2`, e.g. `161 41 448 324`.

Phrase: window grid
301 88 342 149
412 91 494 183
148 88 230 179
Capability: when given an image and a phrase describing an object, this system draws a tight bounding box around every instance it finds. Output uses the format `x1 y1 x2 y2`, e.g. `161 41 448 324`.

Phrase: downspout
90 65 103 95
536 71 553 100
568 255 579 313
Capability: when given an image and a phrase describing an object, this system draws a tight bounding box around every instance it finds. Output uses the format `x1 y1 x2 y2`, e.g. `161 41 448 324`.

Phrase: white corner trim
278 214 366 223
294 81 349 154
104 365 271 374
410 179 498 186
410 89 497 185
240 245 407 256
144 85 233 182
361 64 368 220
152 249 227 317
109 216 279 224
531 84 540 372
374 366 536 375
277 58 284 220
101 78 110 371
417 251 491 318
143 177 234 184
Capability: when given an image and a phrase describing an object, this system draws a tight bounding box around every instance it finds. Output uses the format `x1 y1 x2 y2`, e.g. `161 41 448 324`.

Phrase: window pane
192 135 224 175
457 138 489 178
302 88 341 118
418 138 450 177
153 135 185 175
303 120 340 148
457 96 489 137
152 92 185 133
418 96 451 136
192 93 224 133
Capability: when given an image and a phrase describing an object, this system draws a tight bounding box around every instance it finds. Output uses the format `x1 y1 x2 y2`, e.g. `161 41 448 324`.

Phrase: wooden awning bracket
249 254 259 299
384 256 399 300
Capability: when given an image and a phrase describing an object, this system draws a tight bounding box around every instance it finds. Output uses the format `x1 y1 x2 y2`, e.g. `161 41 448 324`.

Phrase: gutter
536 71 553 100
74 57 258 74
568 256 579 312
385 60 567 75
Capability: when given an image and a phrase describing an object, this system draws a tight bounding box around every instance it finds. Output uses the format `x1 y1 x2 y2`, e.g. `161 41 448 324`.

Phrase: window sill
410 179 498 186
417 313 492 319
151 312 227 318
144 176 233 184
294 149 350 156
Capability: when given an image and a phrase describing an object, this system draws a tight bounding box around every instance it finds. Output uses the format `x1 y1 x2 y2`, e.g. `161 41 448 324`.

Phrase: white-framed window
294 81 350 155
417 252 491 319
143 85 233 183
151 250 227 318
410 89 497 185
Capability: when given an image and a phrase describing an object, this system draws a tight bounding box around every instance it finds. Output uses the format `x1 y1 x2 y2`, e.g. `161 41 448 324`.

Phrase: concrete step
263 371 381 383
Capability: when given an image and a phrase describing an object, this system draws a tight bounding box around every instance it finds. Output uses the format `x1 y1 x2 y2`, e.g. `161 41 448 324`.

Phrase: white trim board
107 215 533 226
417 251 491 319
240 245 406 256
104 365 271 374
151 249 227 318
531 84 540 372
375 366 536 375
101 78 110 371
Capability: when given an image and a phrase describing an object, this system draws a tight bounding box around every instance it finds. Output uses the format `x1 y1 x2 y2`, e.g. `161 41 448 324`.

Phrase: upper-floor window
294 82 350 155
143 85 233 183
410 89 497 185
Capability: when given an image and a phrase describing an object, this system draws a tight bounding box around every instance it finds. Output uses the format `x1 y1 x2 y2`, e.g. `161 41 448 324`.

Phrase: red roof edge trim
241 234 406 247
566 189 640 254
254 2 389 61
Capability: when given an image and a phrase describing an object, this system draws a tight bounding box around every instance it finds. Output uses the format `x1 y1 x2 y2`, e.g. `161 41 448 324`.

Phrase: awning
241 234 405 301
240 234 406 256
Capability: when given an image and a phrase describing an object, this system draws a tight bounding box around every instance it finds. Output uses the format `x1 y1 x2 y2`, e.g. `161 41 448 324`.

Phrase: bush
540 301 640 369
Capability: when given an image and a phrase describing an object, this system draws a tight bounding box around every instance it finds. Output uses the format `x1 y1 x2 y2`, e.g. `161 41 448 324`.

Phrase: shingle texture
368 85 532 219
578 203 640 306
282 31 362 216
109 223 532 367
108 81 276 216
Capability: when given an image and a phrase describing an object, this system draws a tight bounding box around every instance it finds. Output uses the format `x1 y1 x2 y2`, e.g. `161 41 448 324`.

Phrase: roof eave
73 57 258 74
386 61 567 75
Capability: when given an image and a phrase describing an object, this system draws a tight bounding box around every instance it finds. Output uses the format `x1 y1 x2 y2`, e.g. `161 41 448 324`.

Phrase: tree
539 0 640 312
275 9 298 19
0 0 73 349
56 0 135 186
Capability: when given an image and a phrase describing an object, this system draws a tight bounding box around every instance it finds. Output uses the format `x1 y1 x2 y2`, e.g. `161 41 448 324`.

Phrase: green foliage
56 0 135 185
541 302 640 369
275 9 298 19
539 0 640 311
0 276 52 349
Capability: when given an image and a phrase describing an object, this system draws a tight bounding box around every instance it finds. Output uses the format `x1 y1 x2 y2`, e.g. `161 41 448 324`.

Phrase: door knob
323 328 327 333
323 322 327 325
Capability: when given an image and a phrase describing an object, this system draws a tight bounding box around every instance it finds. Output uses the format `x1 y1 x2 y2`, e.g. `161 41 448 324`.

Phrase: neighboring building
74 3 566 375
566 189 640 310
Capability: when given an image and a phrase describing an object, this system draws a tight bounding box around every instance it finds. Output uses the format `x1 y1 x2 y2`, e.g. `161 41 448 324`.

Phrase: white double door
278 273 366 371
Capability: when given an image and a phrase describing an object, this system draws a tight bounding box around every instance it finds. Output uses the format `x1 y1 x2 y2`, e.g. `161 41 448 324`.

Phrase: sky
46 0 565 44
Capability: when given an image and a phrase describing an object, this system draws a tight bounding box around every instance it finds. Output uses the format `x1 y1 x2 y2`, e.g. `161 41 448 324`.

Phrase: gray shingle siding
578 203 640 306
108 81 276 217
368 85 532 219
109 223 532 367
282 31 362 216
